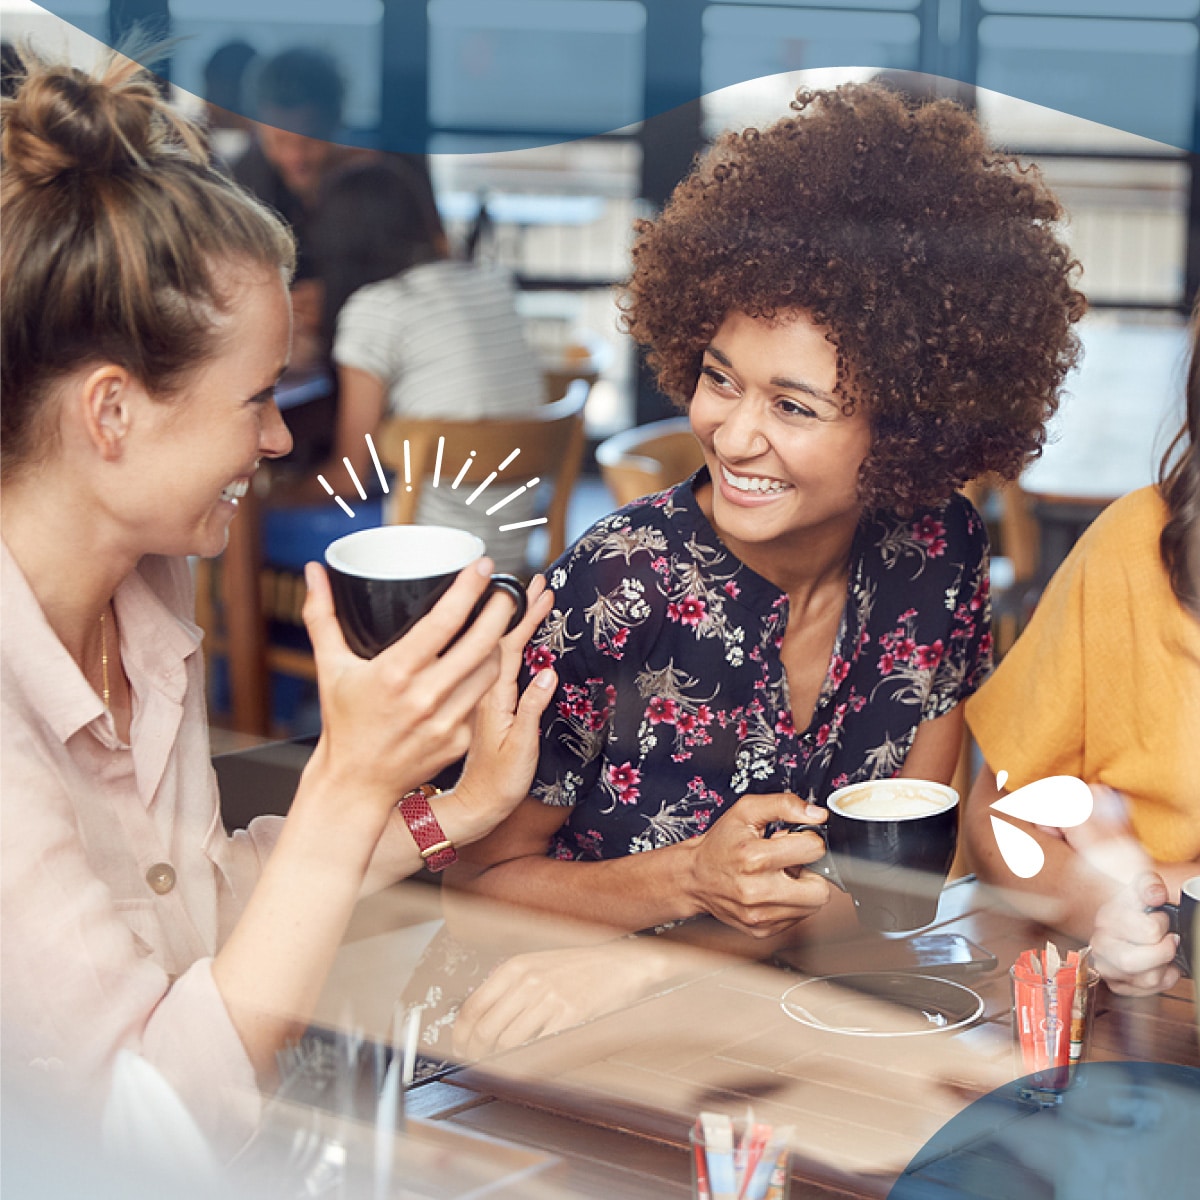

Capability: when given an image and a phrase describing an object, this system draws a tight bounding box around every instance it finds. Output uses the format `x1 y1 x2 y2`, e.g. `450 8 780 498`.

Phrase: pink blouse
1 542 284 1157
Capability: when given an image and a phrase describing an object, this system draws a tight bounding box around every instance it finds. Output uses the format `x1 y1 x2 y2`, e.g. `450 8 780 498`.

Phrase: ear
78 365 140 461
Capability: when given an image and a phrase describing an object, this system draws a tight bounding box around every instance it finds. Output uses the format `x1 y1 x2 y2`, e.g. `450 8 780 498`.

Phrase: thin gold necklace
99 610 111 711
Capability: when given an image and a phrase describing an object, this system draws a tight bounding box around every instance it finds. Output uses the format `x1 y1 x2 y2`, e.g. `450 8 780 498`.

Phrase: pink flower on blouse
914 640 944 670
912 515 947 557
667 596 706 627
647 696 678 725
525 645 556 672
607 761 641 804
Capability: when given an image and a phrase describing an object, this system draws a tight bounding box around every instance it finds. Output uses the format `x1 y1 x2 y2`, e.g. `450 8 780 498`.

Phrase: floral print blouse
522 469 992 862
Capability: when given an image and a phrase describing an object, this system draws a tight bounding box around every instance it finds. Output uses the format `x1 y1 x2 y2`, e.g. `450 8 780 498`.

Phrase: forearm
212 760 390 1077
360 787 517 895
446 841 705 937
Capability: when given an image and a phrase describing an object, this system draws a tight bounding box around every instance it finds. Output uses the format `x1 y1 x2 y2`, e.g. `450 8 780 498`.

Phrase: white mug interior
325 525 485 580
827 779 959 822
1184 876 1200 903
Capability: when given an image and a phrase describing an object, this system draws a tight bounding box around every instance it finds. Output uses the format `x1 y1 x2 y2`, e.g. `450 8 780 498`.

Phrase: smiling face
122 265 294 559
689 309 873 580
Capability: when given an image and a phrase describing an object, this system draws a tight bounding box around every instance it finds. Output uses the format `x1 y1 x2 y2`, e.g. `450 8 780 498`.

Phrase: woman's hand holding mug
301 556 514 819
448 574 558 844
686 792 832 938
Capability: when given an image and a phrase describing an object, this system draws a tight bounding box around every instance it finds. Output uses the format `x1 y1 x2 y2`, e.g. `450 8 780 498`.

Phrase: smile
219 479 250 504
720 464 792 496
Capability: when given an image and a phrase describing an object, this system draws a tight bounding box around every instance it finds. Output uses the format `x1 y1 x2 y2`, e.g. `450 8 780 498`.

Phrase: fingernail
303 562 316 587
475 557 493 577
535 669 555 689
806 803 825 819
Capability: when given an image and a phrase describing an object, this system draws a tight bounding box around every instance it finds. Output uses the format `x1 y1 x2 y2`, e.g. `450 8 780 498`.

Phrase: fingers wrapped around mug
1092 872 1183 996
451 575 560 843
301 559 504 811
686 792 833 938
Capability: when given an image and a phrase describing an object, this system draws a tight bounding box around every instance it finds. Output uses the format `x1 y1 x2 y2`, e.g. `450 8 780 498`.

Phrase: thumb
1134 870 1169 909
510 668 557 736
301 562 351 666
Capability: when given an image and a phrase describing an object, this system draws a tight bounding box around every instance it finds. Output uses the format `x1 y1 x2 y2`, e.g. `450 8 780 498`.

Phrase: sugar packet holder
690 1110 793 1200
1011 943 1095 1092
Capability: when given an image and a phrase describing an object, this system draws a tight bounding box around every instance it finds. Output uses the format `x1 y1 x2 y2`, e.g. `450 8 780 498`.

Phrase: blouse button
146 862 177 895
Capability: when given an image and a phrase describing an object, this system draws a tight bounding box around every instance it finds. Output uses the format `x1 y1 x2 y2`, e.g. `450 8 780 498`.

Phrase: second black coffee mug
797 779 960 933
324 525 526 659
1151 874 1199 979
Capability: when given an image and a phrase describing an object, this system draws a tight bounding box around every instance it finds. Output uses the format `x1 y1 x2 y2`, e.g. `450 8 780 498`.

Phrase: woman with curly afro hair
444 83 1086 1049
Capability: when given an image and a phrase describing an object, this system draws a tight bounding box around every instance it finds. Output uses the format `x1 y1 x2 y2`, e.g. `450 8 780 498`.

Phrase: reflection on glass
701 5 920 120
982 0 1198 16
978 15 1198 150
428 0 646 134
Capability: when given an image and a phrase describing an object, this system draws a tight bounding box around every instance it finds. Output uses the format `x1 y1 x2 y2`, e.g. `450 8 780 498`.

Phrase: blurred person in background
200 39 256 168
232 46 372 368
964 304 1200 996
271 157 545 576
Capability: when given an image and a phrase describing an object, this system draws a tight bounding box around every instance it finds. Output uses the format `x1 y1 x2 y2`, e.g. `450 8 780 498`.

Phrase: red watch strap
399 785 456 872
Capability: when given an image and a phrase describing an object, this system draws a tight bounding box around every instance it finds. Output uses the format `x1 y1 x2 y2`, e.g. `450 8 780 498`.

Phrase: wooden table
314 879 1198 1199
213 741 1198 1197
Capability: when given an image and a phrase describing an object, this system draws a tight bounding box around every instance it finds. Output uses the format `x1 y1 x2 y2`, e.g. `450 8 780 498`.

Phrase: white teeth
721 465 790 494
220 479 250 503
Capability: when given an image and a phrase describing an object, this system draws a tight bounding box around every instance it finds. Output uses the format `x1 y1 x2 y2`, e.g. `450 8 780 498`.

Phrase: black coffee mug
796 779 960 933
324 525 526 659
1150 875 1198 978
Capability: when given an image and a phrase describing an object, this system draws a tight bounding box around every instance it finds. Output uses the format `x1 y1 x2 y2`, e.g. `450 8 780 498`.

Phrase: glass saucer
780 971 985 1037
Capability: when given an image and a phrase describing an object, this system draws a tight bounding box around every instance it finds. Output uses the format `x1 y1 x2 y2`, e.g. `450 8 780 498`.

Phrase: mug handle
779 822 846 892
1146 900 1190 975
474 573 527 635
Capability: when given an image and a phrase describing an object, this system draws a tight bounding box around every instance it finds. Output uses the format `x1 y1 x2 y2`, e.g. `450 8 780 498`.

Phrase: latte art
832 783 954 820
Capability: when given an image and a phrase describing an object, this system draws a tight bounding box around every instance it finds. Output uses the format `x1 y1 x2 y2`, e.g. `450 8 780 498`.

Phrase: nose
260 400 294 460
713 396 769 461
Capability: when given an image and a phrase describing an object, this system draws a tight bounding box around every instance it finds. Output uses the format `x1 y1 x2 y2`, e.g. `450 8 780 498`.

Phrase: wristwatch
398 783 457 872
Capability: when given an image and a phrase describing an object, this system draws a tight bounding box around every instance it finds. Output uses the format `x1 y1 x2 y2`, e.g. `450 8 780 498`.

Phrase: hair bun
2 49 202 188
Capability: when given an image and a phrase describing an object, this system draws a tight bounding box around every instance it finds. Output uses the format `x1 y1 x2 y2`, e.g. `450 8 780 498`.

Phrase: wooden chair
962 475 1041 659
594 416 705 508
374 379 589 571
198 384 588 736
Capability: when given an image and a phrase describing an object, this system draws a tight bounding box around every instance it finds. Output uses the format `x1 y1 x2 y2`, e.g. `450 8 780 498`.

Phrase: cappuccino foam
834 785 951 820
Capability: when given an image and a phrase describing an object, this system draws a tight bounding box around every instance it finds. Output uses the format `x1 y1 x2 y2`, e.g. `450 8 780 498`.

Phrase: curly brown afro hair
622 82 1087 513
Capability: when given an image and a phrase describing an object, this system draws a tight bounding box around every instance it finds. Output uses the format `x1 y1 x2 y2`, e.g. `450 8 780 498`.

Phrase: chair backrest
962 474 1040 584
374 379 589 568
595 416 705 509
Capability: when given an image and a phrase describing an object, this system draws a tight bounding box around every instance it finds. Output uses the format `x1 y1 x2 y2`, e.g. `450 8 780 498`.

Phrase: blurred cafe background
2 0 1194 739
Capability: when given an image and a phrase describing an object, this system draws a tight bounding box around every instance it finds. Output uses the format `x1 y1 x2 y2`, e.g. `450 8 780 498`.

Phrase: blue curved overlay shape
890 1061 1200 1200
27 0 1200 154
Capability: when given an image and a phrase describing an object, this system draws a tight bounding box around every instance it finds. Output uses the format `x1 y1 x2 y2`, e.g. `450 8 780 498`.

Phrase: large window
10 0 1200 435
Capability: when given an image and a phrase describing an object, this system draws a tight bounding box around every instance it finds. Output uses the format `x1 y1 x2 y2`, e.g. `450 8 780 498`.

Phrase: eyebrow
704 344 839 408
249 366 289 401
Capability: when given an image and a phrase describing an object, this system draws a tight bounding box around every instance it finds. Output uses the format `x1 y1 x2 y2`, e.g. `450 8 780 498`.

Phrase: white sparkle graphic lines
315 436 548 533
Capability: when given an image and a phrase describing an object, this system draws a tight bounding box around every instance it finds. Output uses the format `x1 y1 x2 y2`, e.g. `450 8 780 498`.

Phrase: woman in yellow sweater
963 310 1200 993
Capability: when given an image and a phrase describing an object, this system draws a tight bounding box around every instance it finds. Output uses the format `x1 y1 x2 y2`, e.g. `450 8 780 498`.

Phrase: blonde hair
1 44 296 474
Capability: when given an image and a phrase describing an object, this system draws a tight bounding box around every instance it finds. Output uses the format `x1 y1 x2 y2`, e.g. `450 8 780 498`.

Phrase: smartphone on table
773 932 998 980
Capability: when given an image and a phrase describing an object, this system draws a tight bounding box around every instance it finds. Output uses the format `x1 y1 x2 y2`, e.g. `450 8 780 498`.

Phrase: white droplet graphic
996 769 1009 792
991 815 1045 879
990 775 1093 829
